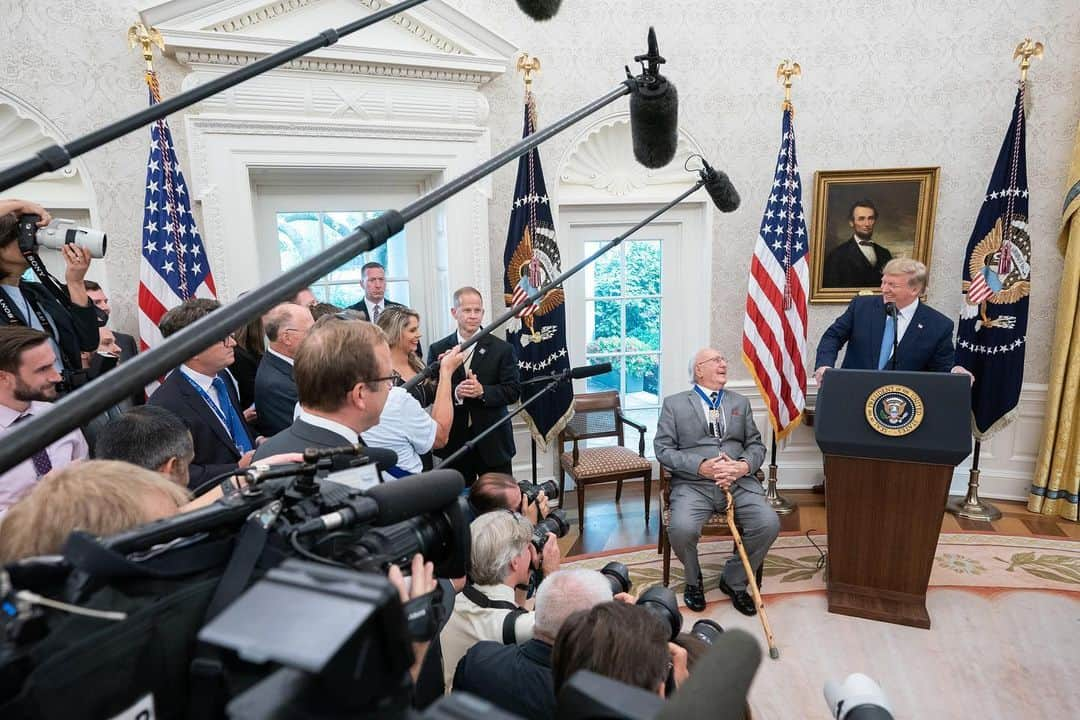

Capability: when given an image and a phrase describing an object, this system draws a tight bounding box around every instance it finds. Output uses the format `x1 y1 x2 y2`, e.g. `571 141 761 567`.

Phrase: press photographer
0 199 100 389
453 568 622 720
440 508 562 690
471 472 556 524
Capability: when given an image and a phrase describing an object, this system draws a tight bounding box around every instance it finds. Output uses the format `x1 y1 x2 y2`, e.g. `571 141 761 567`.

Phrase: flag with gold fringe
501 91 573 449
955 85 1031 440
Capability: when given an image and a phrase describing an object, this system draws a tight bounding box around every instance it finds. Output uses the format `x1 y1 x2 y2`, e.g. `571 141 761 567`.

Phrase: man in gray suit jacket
654 348 779 615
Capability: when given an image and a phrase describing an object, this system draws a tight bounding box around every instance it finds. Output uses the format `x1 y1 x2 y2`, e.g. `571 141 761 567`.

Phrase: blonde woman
377 306 436 408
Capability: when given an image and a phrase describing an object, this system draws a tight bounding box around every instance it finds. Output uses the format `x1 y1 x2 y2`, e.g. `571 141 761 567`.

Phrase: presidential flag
502 92 573 448
742 105 809 439
956 85 1031 440
137 70 216 363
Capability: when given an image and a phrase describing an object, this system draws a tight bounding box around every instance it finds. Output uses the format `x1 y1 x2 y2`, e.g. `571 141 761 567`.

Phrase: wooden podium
815 369 971 629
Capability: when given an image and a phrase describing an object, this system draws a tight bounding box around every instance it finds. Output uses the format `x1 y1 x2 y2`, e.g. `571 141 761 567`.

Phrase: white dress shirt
297 409 358 444
894 298 920 345
265 347 295 366
853 235 877 266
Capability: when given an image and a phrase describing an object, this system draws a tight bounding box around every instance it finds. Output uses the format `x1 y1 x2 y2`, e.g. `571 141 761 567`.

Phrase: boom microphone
292 469 463 535
516 0 562 20
629 27 679 169
700 158 741 213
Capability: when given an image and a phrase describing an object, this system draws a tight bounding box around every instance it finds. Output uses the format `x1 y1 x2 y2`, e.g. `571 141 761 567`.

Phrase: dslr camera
17 214 107 259
518 478 559 503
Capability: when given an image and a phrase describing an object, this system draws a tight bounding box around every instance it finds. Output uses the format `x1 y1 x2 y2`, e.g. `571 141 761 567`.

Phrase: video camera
0 447 471 719
17 214 107 259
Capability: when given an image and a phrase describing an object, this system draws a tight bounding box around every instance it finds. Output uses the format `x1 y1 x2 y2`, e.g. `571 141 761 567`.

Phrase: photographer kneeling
440 509 561 690
0 200 99 389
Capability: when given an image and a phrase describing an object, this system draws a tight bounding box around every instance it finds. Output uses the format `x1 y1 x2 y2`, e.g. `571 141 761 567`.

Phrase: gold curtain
1028 120 1080 522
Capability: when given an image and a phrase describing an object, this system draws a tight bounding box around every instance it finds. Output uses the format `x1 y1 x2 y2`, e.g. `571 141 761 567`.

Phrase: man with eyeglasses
254 318 398 459
253 302 314 436
653 348 778 615
148 299 258 490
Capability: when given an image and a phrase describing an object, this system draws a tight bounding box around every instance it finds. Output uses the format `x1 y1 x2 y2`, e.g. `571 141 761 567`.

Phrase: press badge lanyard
693 385 726 439
182 372 244 452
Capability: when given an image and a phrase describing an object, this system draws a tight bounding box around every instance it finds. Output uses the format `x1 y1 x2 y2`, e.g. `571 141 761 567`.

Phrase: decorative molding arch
0 89 98 213
556 112 709 203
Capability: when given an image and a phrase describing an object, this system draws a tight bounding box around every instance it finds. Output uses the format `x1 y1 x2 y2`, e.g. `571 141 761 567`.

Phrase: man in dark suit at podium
348 262 403 322
815 258 965 385
428 287 519 485
822 200 893 288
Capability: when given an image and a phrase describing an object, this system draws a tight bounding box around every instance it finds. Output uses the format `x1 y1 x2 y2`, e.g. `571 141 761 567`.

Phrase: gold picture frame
809 167 940 303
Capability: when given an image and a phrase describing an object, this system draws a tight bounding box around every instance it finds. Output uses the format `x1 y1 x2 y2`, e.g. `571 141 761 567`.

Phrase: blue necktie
211 376 254 454
878 315 896 370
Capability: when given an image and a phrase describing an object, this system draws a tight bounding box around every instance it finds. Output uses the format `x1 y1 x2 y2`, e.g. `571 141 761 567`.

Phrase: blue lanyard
693 385 724 410
182 372 237 442
693 385 725 438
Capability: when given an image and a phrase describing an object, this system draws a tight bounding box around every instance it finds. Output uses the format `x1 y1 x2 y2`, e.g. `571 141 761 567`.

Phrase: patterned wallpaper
444 0 1080 384
1 0 1077 384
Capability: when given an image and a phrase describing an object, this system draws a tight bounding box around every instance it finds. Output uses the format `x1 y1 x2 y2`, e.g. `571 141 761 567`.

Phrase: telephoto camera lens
636 585 683 641
530 508 570 553
600 561 631 595
518 479 560 503
689 618 724 646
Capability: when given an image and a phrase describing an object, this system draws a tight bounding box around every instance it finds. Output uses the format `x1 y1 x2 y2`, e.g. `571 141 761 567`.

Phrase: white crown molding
186 115 487 143
140 0 518 85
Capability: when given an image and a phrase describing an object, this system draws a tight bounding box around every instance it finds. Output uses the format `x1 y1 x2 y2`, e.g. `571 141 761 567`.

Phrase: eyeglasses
696 356 726 366
362 369 402 389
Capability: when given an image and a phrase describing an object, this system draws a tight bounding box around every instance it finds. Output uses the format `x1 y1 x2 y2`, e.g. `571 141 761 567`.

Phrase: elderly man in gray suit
654 348 780 614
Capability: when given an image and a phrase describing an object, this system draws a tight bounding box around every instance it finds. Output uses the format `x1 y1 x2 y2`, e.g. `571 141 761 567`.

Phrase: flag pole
760 58 802 516
947 40 1040 523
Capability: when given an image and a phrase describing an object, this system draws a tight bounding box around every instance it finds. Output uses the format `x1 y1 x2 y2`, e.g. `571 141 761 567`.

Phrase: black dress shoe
683 583 706 612
718 576 757 616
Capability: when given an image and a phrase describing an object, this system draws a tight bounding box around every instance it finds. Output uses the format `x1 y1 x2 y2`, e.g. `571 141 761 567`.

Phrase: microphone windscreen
355 446 399 473
630 78 679 169
366 468 465 525
569 362 612 380
655 628 762 720
515 0 562 20
704 167 741 213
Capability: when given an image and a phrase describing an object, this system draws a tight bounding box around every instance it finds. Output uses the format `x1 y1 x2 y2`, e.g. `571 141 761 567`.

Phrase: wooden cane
725 486 780 659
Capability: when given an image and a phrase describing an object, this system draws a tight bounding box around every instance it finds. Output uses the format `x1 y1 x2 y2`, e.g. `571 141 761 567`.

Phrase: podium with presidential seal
814 369 972 629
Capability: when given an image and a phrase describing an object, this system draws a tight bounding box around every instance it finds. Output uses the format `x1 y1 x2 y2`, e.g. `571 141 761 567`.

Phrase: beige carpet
564 534 1080 719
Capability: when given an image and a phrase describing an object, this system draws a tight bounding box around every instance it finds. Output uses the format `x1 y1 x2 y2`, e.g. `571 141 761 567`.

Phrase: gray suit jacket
653 388 767 495
252 418 350 460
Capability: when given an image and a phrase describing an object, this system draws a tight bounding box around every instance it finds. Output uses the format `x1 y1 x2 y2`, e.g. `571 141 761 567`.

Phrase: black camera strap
21 249 72 308
461 584 527 645
0 284 81 372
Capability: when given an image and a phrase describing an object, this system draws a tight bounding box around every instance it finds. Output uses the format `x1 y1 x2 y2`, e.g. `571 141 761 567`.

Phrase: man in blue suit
815 258 968 384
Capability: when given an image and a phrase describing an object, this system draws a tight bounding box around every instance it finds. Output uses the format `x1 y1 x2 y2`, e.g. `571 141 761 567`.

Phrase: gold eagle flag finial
776 59 801 112
1013 38 1043 83
516 53 541 92
128 21 165 73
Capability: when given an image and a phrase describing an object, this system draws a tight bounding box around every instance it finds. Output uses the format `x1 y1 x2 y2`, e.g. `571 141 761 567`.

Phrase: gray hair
469 511 533 585
263 303 304 342
534 569 614 641
882 257 927 290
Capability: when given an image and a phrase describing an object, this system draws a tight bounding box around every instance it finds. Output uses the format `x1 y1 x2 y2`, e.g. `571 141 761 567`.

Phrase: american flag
741 106 808 440
137 71 216 361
